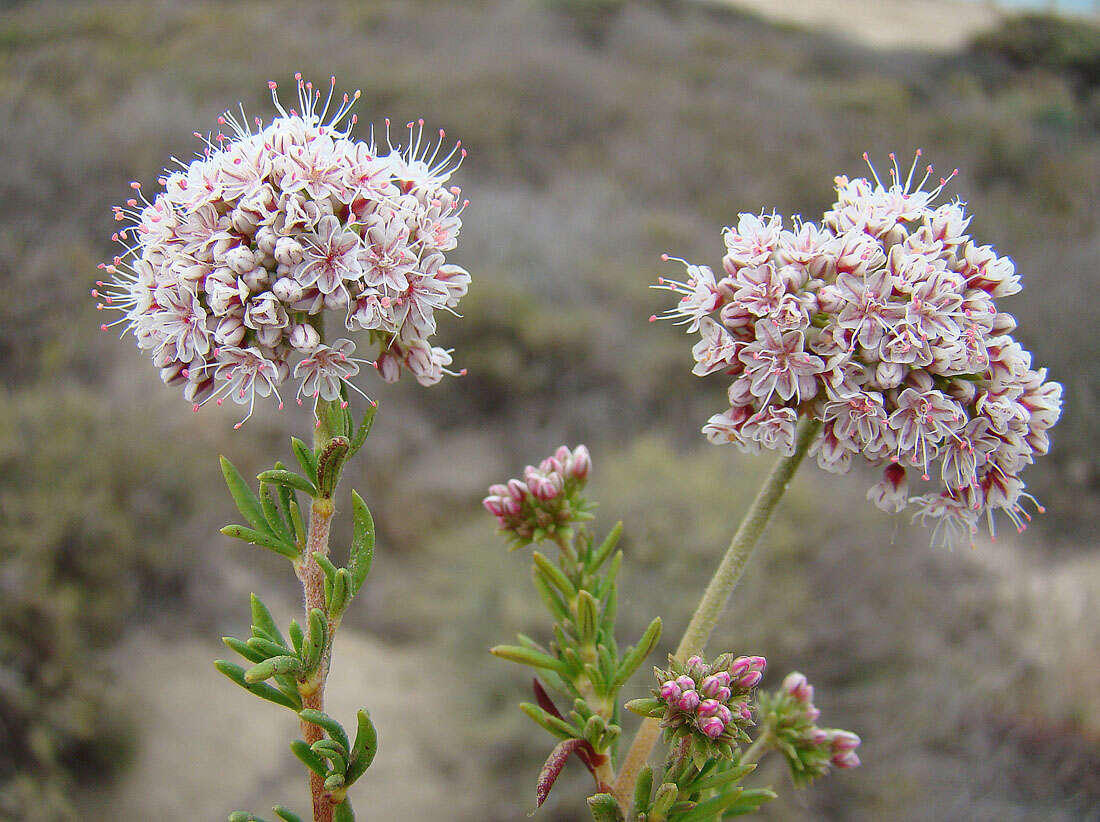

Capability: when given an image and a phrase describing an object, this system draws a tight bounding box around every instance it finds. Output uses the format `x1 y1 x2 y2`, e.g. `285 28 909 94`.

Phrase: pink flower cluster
483 445 592 545
95 75 470 426
654 654 766 742
779 672 861 771
655 152 1062 542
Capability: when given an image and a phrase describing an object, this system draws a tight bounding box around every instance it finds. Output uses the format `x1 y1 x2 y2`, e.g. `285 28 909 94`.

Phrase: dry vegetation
1 1 1098 820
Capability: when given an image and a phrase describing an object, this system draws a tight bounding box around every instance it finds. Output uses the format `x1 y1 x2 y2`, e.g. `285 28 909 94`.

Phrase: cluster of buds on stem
628 653 767 760
482 445 592 548
754 671 861 786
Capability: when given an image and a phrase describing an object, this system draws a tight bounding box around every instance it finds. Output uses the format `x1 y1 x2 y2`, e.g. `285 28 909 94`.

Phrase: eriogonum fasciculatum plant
95 75 472 822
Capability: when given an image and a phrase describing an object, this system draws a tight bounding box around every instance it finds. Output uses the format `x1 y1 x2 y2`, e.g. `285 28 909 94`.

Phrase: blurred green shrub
971 13 1100 91
0 386 202 820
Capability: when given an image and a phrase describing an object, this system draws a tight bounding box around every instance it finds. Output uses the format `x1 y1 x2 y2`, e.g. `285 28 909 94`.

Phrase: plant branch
610 419 821 809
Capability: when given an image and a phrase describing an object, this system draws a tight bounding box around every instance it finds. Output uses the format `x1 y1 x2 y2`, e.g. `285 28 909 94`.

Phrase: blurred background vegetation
0 0 1097 819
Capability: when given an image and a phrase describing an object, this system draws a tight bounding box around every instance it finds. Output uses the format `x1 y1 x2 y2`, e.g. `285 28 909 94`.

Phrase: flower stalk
611 418 820 809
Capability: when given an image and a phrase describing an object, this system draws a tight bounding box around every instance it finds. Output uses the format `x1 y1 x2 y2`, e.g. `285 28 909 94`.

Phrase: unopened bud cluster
654 152 1062 543
756 671 861 786
95 75 470 426
482 445 592 547
629 653 766 756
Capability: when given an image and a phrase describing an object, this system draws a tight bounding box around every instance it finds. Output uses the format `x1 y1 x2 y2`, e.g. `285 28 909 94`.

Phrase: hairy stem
610 419 821 809
297 493 336 822
738 731 773 767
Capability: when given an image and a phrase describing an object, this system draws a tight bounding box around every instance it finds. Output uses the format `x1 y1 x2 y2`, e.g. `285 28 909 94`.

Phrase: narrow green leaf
599 581 618 634
290 739 327 777
675 788 746 822
273 466 299 544
299 709 350 752
223 636 265 664
491 645 569 674
597 644 616 685
519 702 579 741
313 551 338 582
258 469 317 496
346 709 377 784
246 636 291 659
288 497 306 545
575 589 599 646
587 793 625 822
228 813 268 822
259 482 293 544
290 437 319 485
633 765 654 814
624 697 664 717
244 655 302 683
220 456 269 533
214 660 301 711
302 608 327 673
250 593 288 648
720 787 776 817
310 739 347 774
685 764 755 794
349 402 377 455
532 571 571 623
272 808 304 822
324 773 345 792
588 521 622 573
348 491 375 595
532 551 577 599
613 617 662 689
333 800 355 822
316 437 350 498
288 619 304 656
330 569 350 616
221 525 298 559
651 783 678 816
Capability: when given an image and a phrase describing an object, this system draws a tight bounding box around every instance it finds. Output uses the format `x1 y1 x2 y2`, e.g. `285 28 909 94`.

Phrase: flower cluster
628 653 766 758
482 445 592 548
654 152 1062 542
755 672 861 786
95 75 470 426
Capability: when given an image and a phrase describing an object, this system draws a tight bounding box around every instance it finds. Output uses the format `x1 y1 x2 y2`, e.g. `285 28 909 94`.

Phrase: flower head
483 445 594 548
754 671 861 786
628 652 767 760
94 76 470 426
654 151 1062 542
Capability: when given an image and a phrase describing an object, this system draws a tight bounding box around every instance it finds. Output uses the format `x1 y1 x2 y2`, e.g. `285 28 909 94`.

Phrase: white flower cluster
95 75 470 426
655 153 1062 543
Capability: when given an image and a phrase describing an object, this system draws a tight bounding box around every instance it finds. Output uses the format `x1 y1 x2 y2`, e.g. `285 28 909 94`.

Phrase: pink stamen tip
648 315 658 323
459 368 468 376
268 81 277 90
278 402 285 410
315 419 322 428
99 324 108 331
192 405 200 412
341 401 349 409
233 423 242 429
297 399 303 406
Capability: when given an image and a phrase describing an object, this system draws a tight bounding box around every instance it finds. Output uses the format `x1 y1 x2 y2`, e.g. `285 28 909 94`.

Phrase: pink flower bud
686 655 706 675
507 478 528 501
554 445 572 463
677 690 700 712
808 728 830 746
715 704 733 724
699 716 725 739
736 702 753 722
697 699 720 718
375 351 401 383
569 445 591 480
735 670 763 689
482 496 504 516
807 705 821 722
730 655 766 676
223 245 256 275
272 276 303 303
781 672 813 703
288 323 320 353
659 680 682 702
830 730 861 752
700 676 721 697
675 675 695 691
831 750 861 769
487 484 509 497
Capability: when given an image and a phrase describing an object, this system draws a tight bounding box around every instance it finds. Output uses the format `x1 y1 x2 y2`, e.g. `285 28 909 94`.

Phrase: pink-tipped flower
782 671 815 704
700 716 726 739
96 76 471 427
735 670 763 689
697 698 720 718
568 445 591 480
655 151 1062 541
831 750 861 769
830 730 861 752
677 690 701 712
660 680 683 701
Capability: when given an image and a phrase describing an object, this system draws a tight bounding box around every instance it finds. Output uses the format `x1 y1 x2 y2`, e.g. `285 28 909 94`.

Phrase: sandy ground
710 0 1006 51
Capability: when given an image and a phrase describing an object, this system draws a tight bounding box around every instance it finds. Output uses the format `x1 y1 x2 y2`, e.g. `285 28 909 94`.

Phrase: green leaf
613 617 662 689
310 739 347 774
273 808 305 822
316 437 351 498
349 402 377 455
675 788 748 822
491 645 569 674
299 709 350 752
588 521 622 572
246 636 291 659
223 636 266 664
228 813 268 822
720 788 776 817
250 593 288 648
220 456 269 533
259 482 294 544
291 437 319 485
288 619 304 656
624 697 664 717
330 569 350 616
532 551 577 599
348 491 375 596
575 590 598 646
587 793 625 822
288 497 306 545
313 551 339 582
686 764 755 794
290 739 327 777
651 783 678 817
324 773 345 792
532 571 571 624
519 702 579 741
244 655 302 683
302 608 327 673
258 469 317 496
214 660 301 711
633 765 653 814
600 580 618 634
346 709 377 784
221 525 298 560
333 800 356 822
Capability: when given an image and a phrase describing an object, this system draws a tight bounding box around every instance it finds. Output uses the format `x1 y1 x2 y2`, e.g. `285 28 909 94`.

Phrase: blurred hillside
0 1 1098 820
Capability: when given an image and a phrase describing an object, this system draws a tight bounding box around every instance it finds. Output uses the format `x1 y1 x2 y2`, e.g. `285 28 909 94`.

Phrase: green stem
610 419 821 810
738 731 773 767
